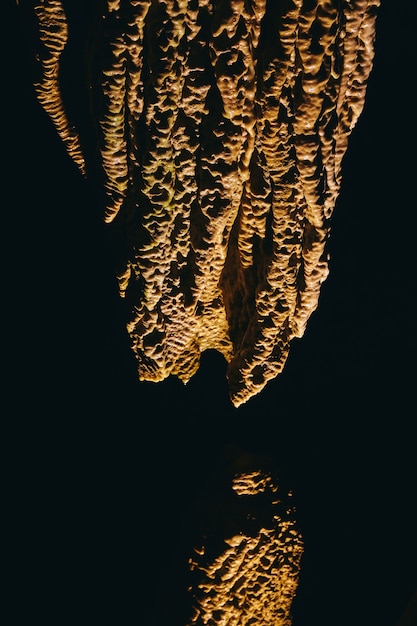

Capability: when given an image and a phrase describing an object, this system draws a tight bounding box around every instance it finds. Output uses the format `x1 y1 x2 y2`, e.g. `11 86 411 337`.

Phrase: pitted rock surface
21 0 380 405
186 461 303 625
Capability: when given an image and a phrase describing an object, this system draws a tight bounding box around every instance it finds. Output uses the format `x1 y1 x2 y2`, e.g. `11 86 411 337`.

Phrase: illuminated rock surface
20 0 380 405
186 452 303 625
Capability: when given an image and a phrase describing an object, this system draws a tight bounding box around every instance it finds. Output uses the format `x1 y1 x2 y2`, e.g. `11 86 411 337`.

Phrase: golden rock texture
186 458 303 625
22 0 380 405
31 1 86 175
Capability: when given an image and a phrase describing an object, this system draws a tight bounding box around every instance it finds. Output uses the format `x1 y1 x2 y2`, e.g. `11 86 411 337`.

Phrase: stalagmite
20 0 380 406
186 463 303 626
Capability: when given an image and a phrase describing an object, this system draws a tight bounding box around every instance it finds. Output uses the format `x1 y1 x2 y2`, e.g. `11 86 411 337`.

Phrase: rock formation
19 0 380 406
187 446 303 626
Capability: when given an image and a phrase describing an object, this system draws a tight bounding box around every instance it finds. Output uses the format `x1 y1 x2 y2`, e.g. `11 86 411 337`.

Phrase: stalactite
22 0 380 406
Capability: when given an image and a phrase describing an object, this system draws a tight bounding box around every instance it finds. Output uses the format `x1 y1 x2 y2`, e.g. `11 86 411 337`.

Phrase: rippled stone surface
19 0 380 405
187 465 303 625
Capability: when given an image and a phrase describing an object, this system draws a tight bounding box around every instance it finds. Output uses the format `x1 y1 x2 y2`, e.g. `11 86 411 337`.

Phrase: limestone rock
186 450 303 625
20 0 380 406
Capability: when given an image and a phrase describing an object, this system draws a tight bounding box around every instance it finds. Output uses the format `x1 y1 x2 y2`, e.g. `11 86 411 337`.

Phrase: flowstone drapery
20 0 379 406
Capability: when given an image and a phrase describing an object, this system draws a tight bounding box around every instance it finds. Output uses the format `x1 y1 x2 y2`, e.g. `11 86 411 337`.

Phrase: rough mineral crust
186 453 303 625
21 0 380 406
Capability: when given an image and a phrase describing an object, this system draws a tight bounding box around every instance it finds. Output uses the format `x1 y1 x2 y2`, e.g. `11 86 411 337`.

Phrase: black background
7 1 416 625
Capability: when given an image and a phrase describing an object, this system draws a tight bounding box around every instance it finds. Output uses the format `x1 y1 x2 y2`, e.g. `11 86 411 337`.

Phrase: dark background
7 1 416 625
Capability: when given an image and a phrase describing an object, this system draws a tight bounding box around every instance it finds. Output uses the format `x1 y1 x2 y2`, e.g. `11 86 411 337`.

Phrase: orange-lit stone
23 0 380 406
187 465 303 625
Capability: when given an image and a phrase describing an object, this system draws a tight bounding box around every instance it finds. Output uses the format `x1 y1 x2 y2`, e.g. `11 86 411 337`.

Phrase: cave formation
18 1 381 623
19 0 379 408
186 454 303 625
